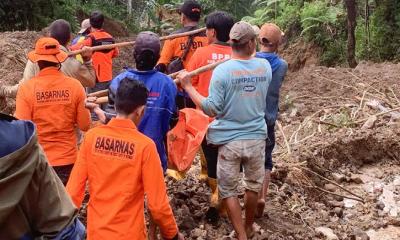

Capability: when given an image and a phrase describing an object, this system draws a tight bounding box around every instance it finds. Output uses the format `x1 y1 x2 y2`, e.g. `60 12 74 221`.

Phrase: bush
300 1 346 66
0 0 77 31
356 0 400 61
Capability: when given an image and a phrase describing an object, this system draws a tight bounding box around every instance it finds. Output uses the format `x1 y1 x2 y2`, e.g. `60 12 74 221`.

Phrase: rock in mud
334 207 344 217
350 175 364 184
324 183 337 192
332 173 346 183
376 200 385 210
315 227 339 240
350 228 370 240
328 200 345 208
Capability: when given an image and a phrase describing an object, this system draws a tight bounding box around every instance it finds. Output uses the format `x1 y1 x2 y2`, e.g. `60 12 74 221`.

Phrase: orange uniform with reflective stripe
187 43 232 97
66 118 178 240
158 27 208 70
71 29 119 82
15 67 90 166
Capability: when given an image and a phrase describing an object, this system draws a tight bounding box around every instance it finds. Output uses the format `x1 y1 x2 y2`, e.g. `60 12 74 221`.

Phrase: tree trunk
345 0 358 68
127 0 132 16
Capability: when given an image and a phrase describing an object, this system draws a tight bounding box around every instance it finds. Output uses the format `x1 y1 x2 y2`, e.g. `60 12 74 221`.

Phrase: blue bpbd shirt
201 58 272 145
256 52 288 126
109 69 177 171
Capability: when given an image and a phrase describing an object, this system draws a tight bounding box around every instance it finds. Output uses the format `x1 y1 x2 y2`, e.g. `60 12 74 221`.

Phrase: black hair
205 11 234 42
231 37 256 56
134 50 160 71
180 0 201 22
49 19 71 46
115 78 148 115
37 61 59 70
90 11 105 29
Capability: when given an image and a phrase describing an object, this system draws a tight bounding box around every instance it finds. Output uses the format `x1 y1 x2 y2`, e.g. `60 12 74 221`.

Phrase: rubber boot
205 178 220 224
198 149 208 181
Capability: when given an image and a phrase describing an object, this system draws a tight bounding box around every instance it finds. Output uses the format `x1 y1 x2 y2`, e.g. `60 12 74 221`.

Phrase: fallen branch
299 167 364 202
355 106 400 124
277 120 291 156
313 119 341 128
68 27 206 56
307 185 365 203
313 73 391 106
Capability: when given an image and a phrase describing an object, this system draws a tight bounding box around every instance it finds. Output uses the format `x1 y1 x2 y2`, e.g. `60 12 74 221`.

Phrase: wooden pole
92 59 228 104
68 27 206 56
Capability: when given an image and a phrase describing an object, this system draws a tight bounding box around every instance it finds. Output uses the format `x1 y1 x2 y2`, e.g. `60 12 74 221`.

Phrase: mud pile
165 62 400 239
0 31 42 113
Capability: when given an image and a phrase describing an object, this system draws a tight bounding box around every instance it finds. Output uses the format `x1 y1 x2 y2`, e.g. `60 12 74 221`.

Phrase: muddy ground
1 31 400 239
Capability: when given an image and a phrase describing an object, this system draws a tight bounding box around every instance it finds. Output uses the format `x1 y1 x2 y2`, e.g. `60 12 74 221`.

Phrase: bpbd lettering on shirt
35 89 70 103
179 41 204 50
94 136 135 159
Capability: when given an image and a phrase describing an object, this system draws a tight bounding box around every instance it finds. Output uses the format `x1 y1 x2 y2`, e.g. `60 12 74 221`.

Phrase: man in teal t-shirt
177 21 271 240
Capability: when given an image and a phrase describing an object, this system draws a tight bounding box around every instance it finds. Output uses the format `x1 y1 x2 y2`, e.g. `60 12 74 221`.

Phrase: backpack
166 35 194 74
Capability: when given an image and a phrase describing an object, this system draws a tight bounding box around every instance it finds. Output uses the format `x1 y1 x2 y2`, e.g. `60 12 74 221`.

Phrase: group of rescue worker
0 0 288 239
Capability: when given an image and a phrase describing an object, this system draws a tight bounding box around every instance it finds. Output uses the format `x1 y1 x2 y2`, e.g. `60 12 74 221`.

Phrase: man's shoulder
63 75 84 88
153 71 173 81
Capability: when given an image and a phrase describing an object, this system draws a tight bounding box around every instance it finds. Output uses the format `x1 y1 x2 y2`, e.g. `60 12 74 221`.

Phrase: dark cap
229 21 257 45
180 0 202 22
134 31 161 56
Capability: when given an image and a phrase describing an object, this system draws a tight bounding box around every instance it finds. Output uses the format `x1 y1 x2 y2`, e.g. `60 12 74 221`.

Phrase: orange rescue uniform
66 118 178 240
71 29 119 82
187 43 232 97
15 67 90 166
158 27 208 70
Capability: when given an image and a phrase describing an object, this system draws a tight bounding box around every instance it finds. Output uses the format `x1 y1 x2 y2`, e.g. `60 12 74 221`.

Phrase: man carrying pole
176 21 272 239
186 10 234 223
0 19 95 98
156 0 208 109
71 11 119 117
15 37 91 185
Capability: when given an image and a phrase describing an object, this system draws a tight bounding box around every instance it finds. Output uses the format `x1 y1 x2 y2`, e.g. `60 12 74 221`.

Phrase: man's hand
80 46 93 62
85 96 98 110
176 70 192 90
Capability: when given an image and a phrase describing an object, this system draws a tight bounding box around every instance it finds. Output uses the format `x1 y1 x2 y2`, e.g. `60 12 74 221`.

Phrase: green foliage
78 0 139 32
356 0 400 61
242 0 302 28
300 1 346 66
0 0 77 31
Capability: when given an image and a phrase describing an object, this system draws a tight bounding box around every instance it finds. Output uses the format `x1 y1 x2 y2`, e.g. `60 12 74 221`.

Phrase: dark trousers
265 124 275 170
53 164 74 186
201 139 219 179
176 95 196 110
